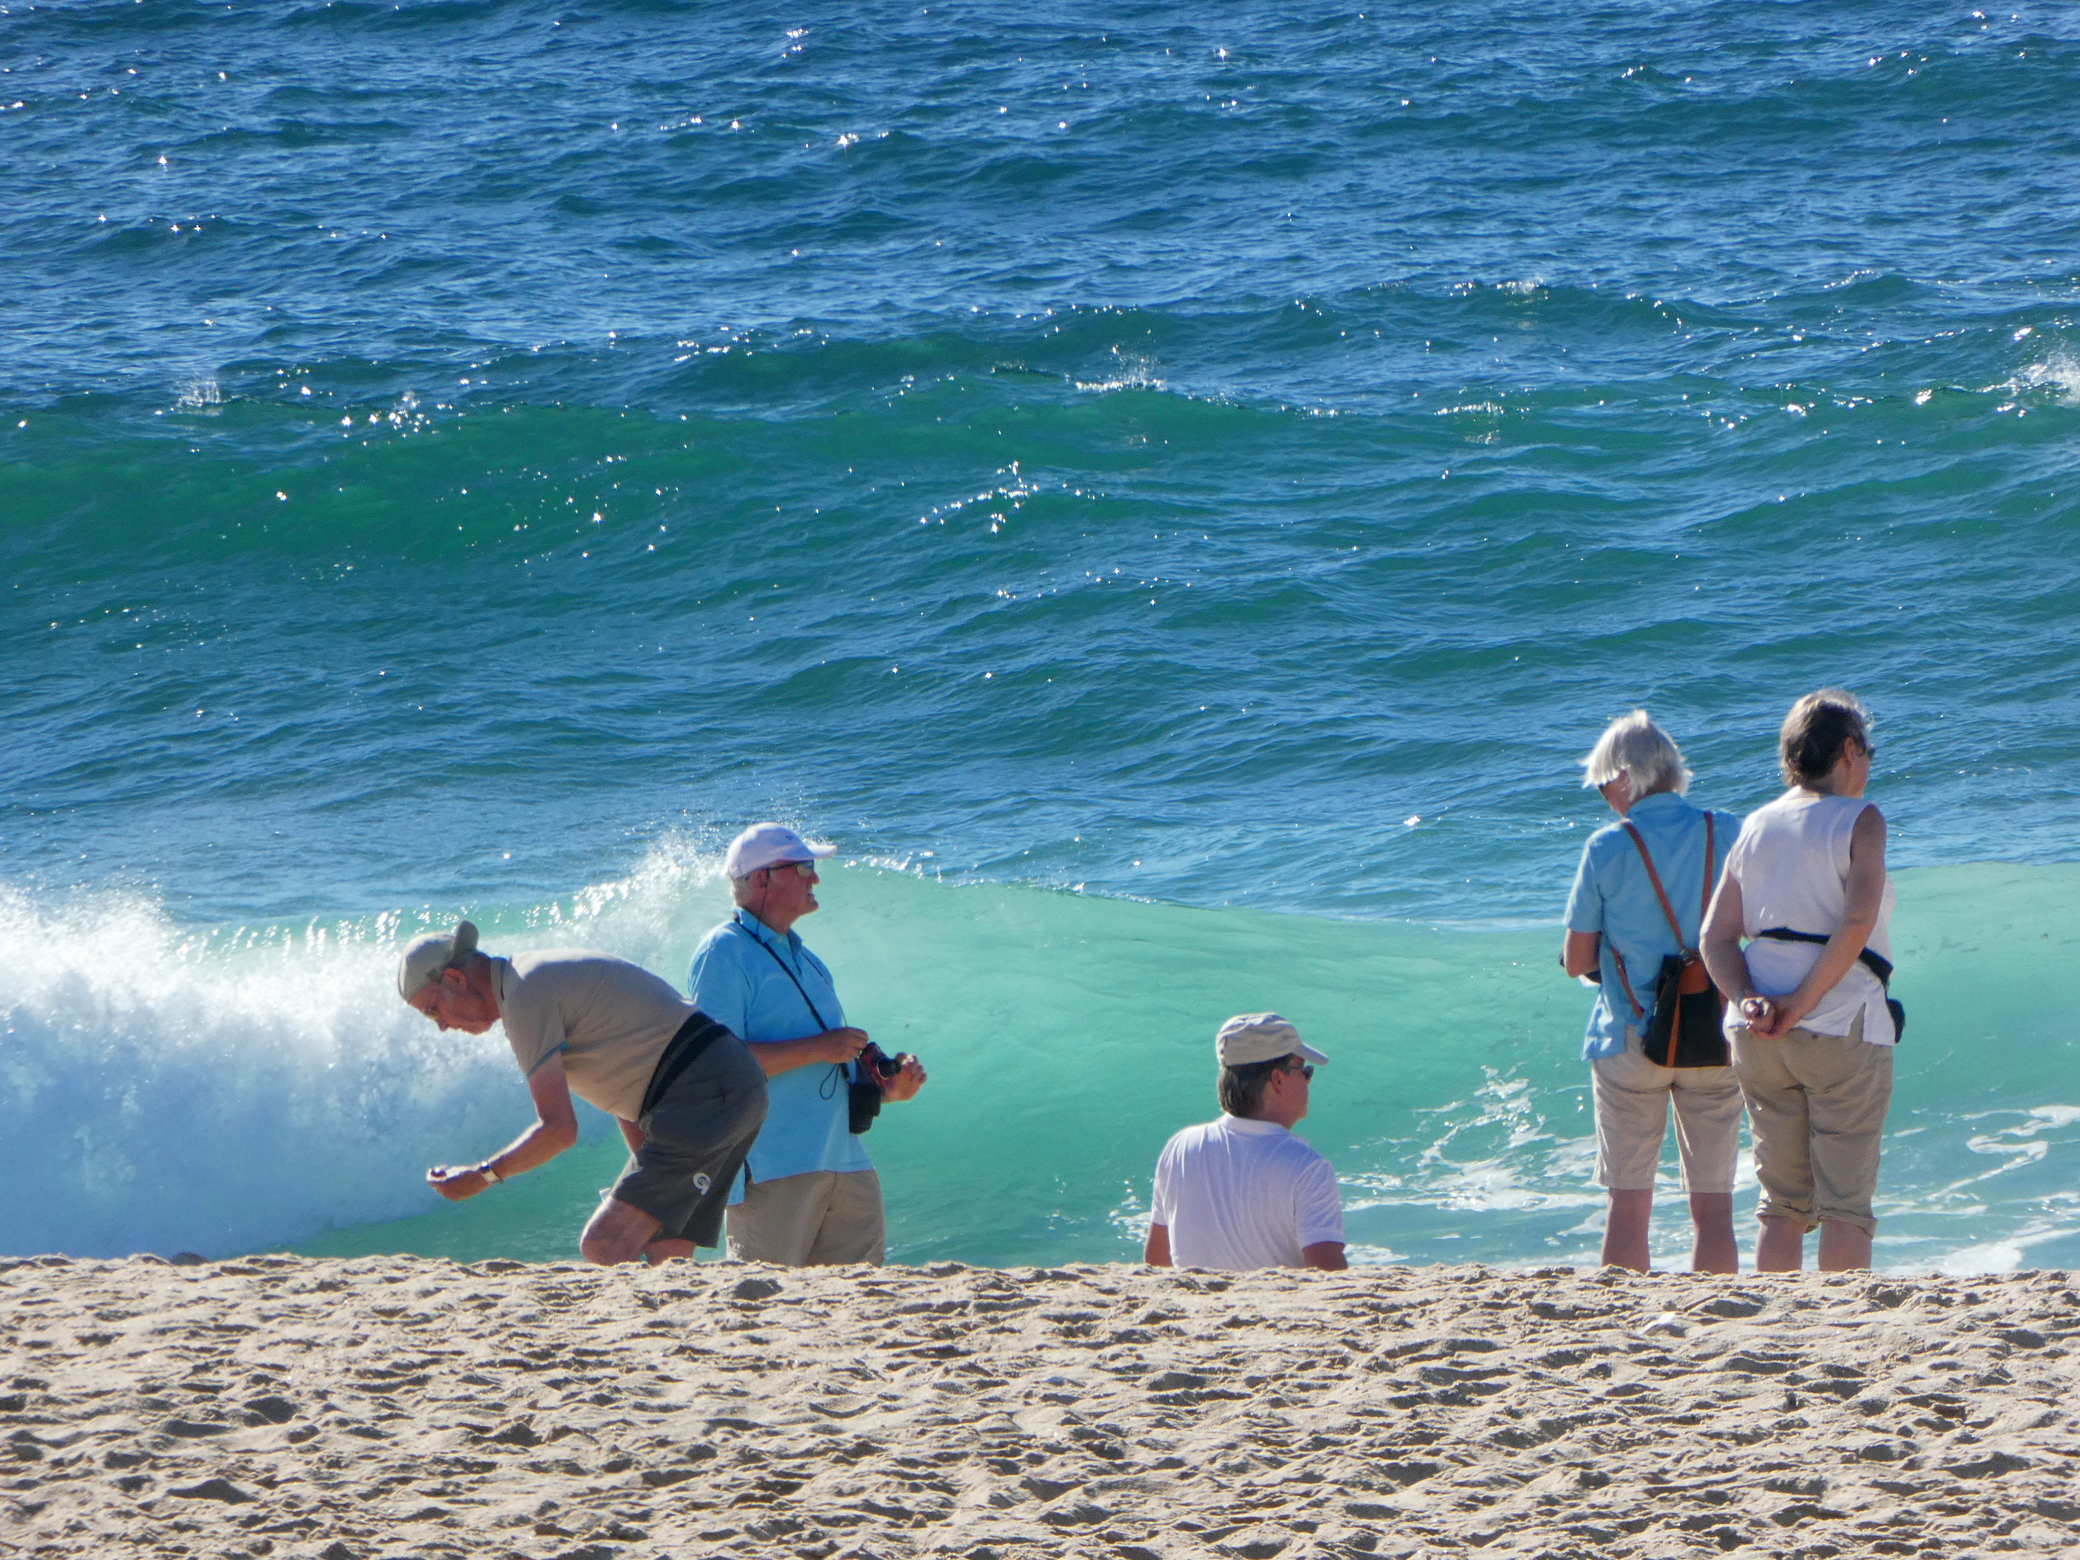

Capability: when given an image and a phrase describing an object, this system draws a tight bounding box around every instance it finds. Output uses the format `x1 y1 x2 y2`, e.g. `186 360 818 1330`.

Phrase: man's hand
880 1053 928 1102
426 1165 488 1201
745 1028 872 1079
422 1055 578 1202
821 1026 871 1065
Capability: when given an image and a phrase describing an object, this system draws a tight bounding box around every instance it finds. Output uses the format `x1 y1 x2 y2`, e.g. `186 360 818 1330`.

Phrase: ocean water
5 0 2078 1272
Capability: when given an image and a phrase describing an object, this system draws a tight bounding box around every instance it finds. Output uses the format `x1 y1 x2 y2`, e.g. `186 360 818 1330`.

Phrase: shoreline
4 1256 2077 1558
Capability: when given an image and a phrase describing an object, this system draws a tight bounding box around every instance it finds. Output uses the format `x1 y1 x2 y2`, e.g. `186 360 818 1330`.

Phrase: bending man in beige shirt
401 920 767 1265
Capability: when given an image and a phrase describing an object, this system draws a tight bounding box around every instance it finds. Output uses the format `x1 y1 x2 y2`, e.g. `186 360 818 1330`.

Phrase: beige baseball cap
397 919 480 1001
1215 1012 1328 1068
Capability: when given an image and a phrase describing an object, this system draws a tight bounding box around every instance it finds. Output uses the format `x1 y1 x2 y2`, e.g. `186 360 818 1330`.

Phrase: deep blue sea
5 0 2079 1273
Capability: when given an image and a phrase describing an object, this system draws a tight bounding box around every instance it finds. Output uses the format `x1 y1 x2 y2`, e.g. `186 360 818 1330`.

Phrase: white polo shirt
1150 1115 1345 1271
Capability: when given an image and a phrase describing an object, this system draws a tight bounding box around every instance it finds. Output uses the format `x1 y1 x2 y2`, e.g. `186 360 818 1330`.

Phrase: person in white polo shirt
1144 1013 1347 1272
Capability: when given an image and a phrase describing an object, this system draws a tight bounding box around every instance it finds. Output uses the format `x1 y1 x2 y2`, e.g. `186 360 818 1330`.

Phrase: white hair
1580 710 1692 802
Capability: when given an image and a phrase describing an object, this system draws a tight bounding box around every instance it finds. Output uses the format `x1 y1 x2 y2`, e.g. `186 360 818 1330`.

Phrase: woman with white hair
1701 689 1894 1273
1561 711 1744 1273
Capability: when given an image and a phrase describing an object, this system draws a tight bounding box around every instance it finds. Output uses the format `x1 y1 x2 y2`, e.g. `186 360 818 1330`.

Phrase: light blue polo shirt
687 908 871 1197
1562 791 1740 1060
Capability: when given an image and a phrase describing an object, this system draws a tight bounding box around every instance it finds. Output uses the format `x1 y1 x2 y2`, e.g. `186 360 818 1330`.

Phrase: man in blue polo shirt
688 823 928 1265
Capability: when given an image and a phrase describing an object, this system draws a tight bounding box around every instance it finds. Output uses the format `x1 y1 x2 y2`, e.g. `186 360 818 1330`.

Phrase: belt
639 1011 731 1119
1755 927 1904 1042
1754 927 1894 987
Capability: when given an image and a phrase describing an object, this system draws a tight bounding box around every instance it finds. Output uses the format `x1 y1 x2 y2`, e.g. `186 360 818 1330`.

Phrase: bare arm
618 1117 646 1154
746 1027 870 1077
1143 1223 1172 1267
1302 1241 1349 1272
1700 870 1751 1004
1562 930 1601 979
427 1052 582 1200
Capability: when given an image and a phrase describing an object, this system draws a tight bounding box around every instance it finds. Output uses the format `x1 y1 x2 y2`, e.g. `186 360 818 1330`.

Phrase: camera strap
739 925 849 1097
748 927 836 1040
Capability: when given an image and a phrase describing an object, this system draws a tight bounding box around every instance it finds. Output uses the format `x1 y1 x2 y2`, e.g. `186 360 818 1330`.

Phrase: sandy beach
3 1255 2077 1559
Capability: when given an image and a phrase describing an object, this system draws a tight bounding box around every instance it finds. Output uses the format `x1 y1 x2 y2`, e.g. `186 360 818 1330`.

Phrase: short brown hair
1779 689 1871 788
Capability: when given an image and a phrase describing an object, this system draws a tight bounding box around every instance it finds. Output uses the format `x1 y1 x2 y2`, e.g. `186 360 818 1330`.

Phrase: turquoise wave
4 854 2074 1273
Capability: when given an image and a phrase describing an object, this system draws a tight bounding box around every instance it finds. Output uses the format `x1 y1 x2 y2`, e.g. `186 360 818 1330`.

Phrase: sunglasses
765 860 817 878
1283 1059 1315 1082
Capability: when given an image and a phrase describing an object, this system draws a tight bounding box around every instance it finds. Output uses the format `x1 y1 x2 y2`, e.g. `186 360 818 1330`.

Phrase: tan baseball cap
397 919 480 1001
1215 1012 1328 1068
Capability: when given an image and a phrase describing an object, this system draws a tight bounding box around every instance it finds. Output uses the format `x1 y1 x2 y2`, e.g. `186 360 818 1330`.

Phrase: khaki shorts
1590 1025 1744 1193
1732 1013 1892 1234
726 1168 886 1266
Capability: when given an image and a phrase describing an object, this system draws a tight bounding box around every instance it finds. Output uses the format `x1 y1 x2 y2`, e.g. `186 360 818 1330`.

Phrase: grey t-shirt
492 951 696 1120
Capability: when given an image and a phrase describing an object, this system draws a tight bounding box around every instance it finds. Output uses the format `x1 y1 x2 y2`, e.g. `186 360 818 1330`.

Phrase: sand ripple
4 1256 2079 1558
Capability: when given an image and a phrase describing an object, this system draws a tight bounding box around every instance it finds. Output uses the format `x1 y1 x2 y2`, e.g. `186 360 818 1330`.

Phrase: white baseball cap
1215 1012 1328 1068
724 823 837 880
398 919 479 1001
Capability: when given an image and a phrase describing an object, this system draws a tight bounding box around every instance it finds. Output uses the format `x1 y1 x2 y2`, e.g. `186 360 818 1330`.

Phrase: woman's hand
1739 994 1801 1039
820 1026 871 1066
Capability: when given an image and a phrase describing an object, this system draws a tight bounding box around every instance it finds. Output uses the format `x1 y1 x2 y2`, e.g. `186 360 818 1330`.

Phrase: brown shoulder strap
1620 820 1691 951
1609 946 1645 1019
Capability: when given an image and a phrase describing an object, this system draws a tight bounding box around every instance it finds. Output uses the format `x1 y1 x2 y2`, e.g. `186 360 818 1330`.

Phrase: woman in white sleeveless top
1701 690 1893 1273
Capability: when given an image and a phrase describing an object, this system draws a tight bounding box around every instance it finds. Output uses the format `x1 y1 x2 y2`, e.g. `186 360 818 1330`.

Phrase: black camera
847 1043 912 1133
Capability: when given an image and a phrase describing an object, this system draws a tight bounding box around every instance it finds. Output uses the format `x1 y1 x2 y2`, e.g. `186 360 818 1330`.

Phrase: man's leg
579 1196 663 1267
644 1238 696 1265
725 1172 838 1265
804 1169 886 1266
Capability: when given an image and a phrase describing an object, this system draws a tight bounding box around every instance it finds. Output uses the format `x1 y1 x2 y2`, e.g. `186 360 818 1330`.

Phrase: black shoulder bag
1609 816 1730 1068
743 929 884 1134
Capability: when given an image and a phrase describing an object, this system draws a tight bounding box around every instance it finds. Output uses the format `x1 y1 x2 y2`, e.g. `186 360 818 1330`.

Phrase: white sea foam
0 842 734 1261
2008 352 2080 402
1923 1222 2077 1277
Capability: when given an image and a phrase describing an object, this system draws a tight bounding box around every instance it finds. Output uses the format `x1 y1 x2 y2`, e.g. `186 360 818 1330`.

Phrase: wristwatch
476 1160 503 1185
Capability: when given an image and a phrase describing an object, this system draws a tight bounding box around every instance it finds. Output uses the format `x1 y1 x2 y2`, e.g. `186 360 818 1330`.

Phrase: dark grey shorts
609 1032 767 1248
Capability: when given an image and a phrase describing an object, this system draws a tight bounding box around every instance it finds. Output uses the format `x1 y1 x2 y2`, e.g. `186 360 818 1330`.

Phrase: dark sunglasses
1283 1059 1315 1082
